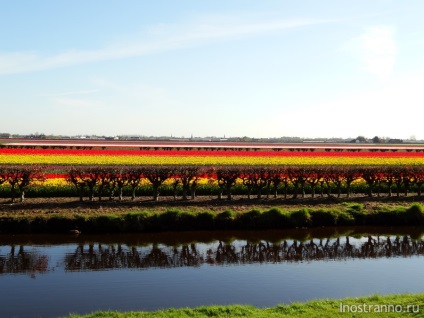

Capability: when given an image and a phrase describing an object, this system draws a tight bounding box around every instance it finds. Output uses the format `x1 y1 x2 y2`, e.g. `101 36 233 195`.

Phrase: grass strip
1 203 424 234
65 293 424 317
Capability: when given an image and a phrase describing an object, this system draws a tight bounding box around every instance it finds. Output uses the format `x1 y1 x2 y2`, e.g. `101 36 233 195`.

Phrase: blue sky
1 1 424 139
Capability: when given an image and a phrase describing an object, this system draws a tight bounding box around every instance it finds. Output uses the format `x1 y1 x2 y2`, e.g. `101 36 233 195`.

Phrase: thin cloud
53 97 101 108
39 89 100 97
0 17 336 75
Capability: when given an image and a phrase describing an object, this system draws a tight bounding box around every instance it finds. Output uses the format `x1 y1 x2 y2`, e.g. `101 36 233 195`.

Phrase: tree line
1 165 424 202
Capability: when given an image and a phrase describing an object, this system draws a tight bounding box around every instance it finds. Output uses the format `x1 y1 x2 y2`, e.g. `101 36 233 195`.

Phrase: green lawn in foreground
66 294 424 317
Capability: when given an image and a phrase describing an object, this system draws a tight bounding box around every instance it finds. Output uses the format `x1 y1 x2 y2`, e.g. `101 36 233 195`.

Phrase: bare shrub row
1 165 424 202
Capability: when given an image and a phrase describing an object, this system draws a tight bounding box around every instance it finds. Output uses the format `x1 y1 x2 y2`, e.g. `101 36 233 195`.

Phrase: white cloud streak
38 89 100 97
0 17 335 75
52 97 101 109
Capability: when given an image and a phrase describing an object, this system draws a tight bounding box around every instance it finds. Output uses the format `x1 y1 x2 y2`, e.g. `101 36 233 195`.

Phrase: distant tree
381 166 396 197
216 166 240 200
306 166 324 198
174 166 209 200
357 136 367 143
266 167 288 199
240 166 268 199
287 166 308 199
399 167 415 197
411 166 424 196
361 166 383 197
122 167 144 201
372 136 383 143
142 166 174 201
67 166 102 201
107 167 127 201
4 165 45 202
0 166 8 187
95 167 117 201
343 166 362 198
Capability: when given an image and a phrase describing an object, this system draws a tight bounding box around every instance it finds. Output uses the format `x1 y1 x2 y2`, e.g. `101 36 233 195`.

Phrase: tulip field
0 144 424 202
2 147 424 165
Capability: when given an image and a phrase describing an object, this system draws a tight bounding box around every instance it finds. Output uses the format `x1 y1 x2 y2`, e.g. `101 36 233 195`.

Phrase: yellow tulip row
1 154 424 166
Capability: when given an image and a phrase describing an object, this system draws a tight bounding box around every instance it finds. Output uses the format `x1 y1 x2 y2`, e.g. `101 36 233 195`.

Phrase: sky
1 0 424 140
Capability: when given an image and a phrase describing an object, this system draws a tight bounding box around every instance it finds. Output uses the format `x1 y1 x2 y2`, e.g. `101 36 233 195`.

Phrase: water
1 227 424 318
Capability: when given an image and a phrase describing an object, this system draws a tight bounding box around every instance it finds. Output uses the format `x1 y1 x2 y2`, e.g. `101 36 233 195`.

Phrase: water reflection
0 245 49 275
63 235 424 271
65 243 204 270
2 229 423 273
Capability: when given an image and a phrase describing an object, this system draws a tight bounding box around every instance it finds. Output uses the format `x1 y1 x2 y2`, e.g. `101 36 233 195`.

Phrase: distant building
388 139 403 144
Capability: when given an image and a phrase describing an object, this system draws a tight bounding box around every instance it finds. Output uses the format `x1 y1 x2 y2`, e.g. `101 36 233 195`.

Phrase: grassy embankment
66 294 424 317
1 202 424 233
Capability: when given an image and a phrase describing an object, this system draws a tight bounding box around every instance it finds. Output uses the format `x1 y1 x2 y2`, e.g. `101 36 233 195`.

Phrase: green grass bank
66 294 424 317
1 202 424 233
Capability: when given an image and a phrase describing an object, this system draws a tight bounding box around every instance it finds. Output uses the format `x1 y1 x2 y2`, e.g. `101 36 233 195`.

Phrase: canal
1 227 424 317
